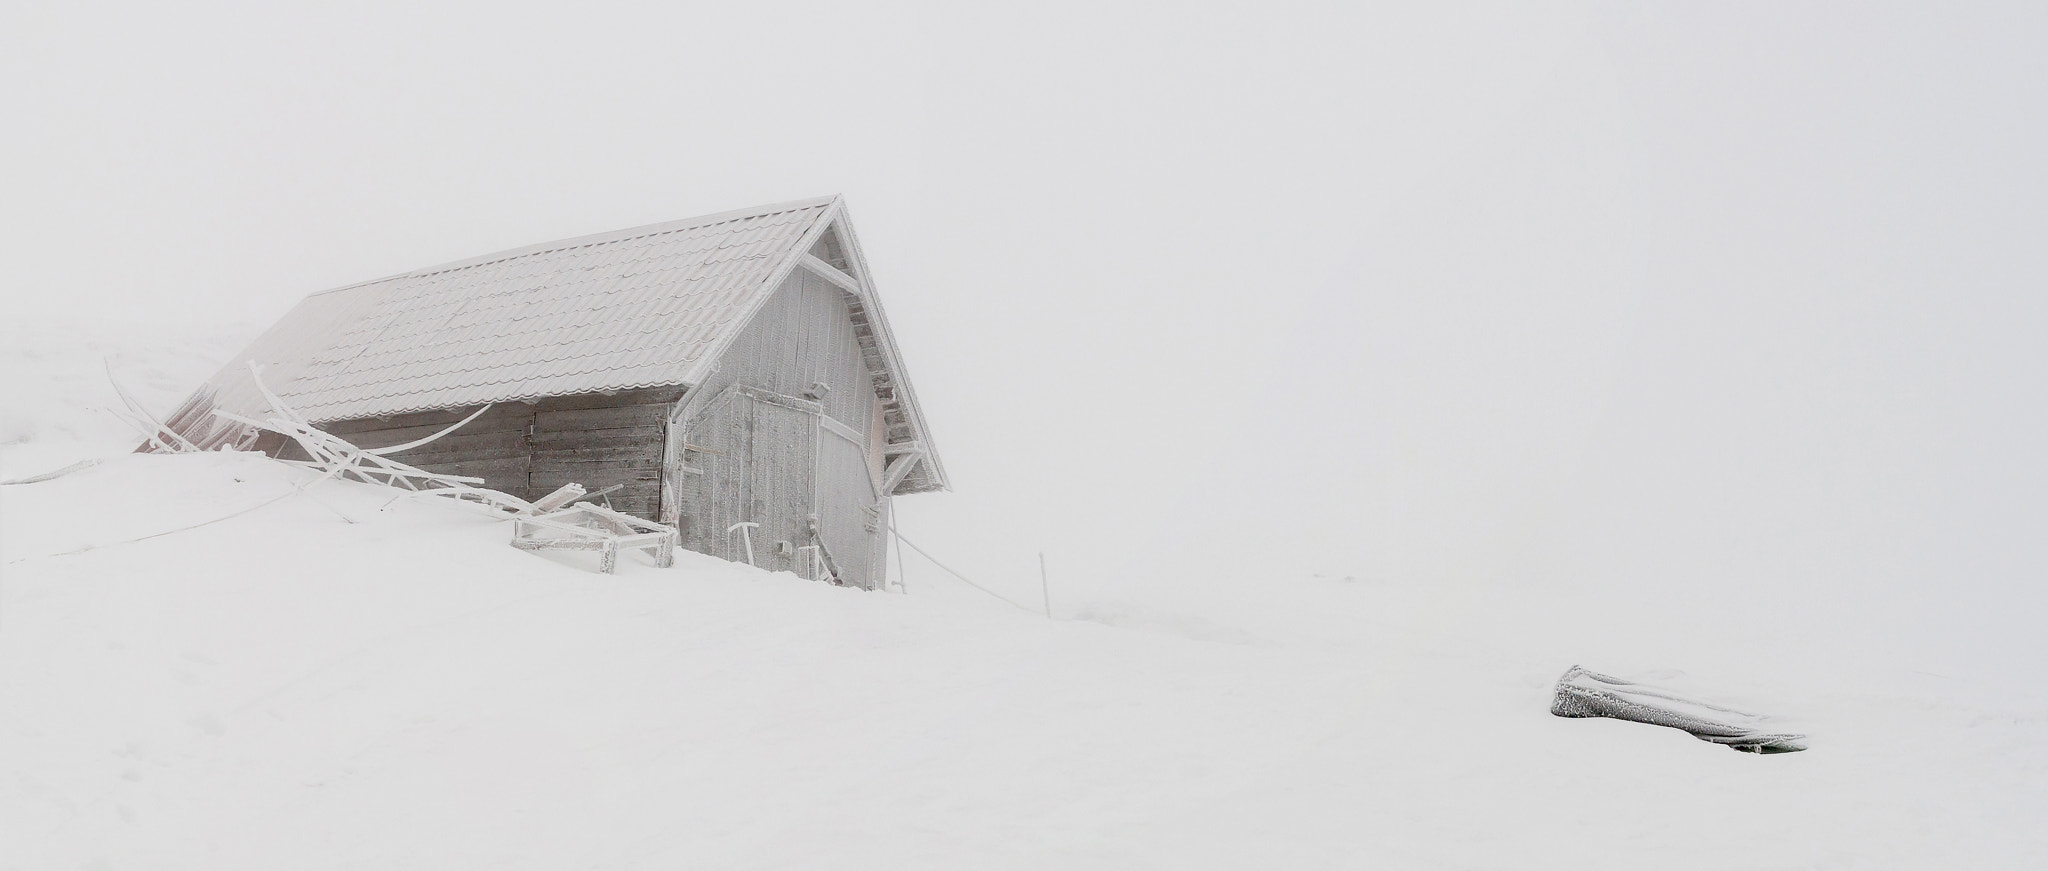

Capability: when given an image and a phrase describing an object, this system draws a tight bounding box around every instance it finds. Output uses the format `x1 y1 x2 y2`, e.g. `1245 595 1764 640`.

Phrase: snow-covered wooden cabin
164 196 946 589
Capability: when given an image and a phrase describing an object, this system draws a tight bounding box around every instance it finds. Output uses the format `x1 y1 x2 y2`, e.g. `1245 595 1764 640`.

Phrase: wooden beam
818 414 865 447
881 451 921 494
799 254 865 297
737 385 823 414
364 403 493 456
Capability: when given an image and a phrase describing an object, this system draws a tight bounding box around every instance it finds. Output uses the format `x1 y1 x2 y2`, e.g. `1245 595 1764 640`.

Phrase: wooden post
1039 552 1052 619
891 521 909 595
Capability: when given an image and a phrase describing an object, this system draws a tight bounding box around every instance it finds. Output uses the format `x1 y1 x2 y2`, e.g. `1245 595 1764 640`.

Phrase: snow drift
3 321 2045 870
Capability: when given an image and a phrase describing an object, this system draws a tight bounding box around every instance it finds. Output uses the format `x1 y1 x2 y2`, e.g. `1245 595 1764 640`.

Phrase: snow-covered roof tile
197 196 838 423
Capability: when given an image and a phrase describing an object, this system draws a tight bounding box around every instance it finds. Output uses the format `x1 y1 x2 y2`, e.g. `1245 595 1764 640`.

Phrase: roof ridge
305 195 840 299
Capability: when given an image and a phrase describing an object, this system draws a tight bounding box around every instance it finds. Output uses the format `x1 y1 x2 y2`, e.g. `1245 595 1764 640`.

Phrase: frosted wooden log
1550 666 1807 754
508 503 680 575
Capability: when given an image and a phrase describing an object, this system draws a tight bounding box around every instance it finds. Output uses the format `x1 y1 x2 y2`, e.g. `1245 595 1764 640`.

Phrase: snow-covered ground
0 314 256 482
3 325 2044 869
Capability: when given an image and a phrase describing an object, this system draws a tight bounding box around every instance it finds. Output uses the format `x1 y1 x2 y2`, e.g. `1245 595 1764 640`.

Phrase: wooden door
744 394 817 576
669 388 751 563
813 424 881 589
668 384 879 585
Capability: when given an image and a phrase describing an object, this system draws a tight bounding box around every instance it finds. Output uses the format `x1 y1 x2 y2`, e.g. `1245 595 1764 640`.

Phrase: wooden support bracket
880 450 922 494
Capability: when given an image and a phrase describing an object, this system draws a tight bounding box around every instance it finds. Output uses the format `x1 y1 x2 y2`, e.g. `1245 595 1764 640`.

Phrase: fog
6 2 2042 676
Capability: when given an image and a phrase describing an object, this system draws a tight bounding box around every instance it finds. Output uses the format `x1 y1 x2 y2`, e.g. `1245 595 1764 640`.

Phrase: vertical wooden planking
749 398 816 575
297 404 536 497
814 429 878 587
659 266 892 585
673 388 751 560
809 270 887 588
307 389 681 521
671 271 798 564
527 387 682 520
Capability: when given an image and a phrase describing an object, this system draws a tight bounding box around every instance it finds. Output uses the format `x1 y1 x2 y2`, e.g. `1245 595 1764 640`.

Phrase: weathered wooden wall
273 386 684 521
803 273 886 589
259 264 894 588
318 402 536 487
666 266 889 587
527 387 686 520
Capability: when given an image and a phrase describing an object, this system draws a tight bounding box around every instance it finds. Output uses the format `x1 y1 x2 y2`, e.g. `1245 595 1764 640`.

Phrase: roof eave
671 196 847 388
830 200 951 494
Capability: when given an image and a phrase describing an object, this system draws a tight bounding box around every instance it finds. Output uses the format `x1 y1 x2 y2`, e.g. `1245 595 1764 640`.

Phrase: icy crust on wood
510 501 678 575
1550 666 1808 754
201 364 682 575
160 197 945 496
665 268 891 588
158 198 944 487
205 370 533 518
147 385 258 454
256 387 684 522
201 199 836 425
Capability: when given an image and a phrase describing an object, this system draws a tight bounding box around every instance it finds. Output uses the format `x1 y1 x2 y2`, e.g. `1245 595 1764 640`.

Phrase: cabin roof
186 195 946 491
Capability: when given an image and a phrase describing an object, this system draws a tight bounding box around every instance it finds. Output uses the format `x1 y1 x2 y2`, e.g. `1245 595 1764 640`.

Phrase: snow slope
0 314 254 481
2 330 2045 870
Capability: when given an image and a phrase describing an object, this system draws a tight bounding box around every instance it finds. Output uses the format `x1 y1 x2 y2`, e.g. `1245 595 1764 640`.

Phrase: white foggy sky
4 3 2043 672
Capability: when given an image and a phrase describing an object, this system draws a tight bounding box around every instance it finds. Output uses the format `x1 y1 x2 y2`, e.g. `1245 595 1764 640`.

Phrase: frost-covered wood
260 387 684 521
153 197 945 589
664 266 891 588
509 502 678 574
205 363 539 517
1550 666 1808 754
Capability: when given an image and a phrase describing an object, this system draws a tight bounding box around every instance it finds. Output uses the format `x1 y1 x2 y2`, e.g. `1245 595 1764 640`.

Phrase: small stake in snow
892 529 1037 614
894 523 909 595
1039 552 1053 620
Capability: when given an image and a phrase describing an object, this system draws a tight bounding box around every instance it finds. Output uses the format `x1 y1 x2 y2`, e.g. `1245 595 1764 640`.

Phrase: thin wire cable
0 458 100 486
889 524 1040 615
6 491 294 565
4 461 350 566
